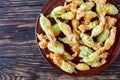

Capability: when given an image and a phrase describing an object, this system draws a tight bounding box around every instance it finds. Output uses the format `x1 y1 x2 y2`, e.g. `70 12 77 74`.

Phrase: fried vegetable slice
80 2 94 11
60 60 76 73
66 0 84 5
51 6 66 18
53 23 61 36
91 14 105 37
87 61 102 67
59 37 80 54
97 29 109 43
71 19 80 34
105 16 117 29
40 14 52 30
87 55 107 67
48 53 76 73
87 20 99 30
91 24 104 37
104 27 116 50
47 41 65 54
84 11 97 24
36 33 48 49
78 24 86 33
76 8 85 20
105 3 119 15
61 11 75 20
80 33 94 48
75 0 84 6
40 14 56 43
79 46 93 58
47 41 74 60
94 0 106 4
58 21 72 36
75 63 90 71
96 4 106 15
78 20 99 32
58 37 70 45
82 51 100 63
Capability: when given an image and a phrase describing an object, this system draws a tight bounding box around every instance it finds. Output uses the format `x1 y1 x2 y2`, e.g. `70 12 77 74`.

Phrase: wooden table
0 0 120 80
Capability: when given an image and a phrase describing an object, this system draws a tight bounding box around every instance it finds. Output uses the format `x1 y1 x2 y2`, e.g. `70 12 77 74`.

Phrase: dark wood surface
0 0 120 80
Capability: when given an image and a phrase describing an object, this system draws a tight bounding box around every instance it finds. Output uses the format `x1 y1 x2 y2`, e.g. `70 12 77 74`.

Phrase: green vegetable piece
72 19 80 35
105 3 119 15
83 52 100 63
53 24 61 36
58 37 70 45
87 61 102 67
86 20 99 30
40 14 52 32
94 0 106 4
60 60 76 73
84 11 97 24
76 63 90 71
86 11 97 19
58 22 72 36
75 0 84 6
40 14 55 42
91 23 104 37
63 52 74 60
61 12 75 20
79 46 93 58
97 29 109 42
96 4 106 14
48 41 73 60
47 41 64 54
51 6 66 18
80 33 94 48
104 27 116 50
80 2 94 11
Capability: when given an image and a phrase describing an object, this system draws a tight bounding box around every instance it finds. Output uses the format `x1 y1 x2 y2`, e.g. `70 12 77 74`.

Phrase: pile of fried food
37 0 118 73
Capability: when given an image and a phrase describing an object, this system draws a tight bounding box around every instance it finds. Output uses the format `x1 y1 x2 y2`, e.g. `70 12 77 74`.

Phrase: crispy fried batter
38 0 118 73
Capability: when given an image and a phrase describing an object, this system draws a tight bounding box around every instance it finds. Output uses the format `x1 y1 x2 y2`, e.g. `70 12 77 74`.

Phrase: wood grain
0 0 120 80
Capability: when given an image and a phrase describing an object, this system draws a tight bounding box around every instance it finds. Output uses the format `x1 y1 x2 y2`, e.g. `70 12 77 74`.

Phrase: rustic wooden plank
0 57 119 80
0 0 120 80
0 0 46 8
